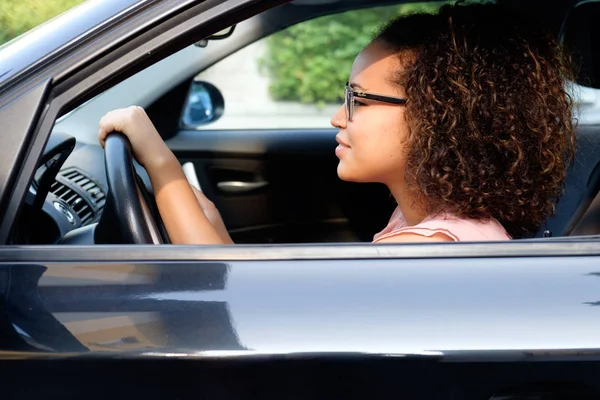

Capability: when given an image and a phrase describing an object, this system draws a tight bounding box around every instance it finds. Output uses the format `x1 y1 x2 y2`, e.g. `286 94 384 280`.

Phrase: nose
330 104 347 129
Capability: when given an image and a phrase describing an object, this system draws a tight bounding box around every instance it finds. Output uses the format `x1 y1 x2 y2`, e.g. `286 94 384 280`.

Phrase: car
0 0 600 398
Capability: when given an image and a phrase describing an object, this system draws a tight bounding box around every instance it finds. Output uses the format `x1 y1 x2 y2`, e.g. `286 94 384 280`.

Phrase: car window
180 3 446 131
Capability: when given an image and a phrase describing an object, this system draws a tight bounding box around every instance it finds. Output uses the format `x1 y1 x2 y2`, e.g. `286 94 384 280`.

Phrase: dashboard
10 133 112 245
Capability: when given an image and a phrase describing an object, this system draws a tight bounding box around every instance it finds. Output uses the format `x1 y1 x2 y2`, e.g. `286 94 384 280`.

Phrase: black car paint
1 355 599 399
6 249 600 354
1 242 600 354
2 246 600 396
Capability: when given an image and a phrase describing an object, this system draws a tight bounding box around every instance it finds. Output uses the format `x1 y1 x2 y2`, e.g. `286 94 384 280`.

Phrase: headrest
561 0 600 88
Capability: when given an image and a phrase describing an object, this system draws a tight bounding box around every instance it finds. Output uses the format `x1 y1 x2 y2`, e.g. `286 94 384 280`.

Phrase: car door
2 244 600 398
0 0 600 397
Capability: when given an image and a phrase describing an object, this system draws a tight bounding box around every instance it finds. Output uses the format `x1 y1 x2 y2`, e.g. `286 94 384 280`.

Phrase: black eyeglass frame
344 83 408 121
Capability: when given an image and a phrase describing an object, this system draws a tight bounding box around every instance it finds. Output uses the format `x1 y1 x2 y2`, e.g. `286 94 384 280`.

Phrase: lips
335 135 350 158
336 135 350 148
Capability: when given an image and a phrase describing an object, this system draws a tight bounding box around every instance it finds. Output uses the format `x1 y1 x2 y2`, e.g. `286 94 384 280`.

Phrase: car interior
7 0 600 246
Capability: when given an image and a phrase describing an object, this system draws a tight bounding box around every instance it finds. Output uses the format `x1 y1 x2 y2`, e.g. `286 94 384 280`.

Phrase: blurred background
0 0 85 45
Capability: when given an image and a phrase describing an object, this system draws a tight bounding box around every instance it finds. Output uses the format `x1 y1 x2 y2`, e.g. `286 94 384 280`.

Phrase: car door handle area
217 180 268 193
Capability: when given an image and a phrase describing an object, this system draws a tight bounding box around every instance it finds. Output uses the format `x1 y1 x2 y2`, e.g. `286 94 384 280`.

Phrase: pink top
373 207 511 242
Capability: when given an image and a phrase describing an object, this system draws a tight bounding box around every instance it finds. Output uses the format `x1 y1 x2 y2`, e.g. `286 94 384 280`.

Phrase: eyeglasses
344 82 408 121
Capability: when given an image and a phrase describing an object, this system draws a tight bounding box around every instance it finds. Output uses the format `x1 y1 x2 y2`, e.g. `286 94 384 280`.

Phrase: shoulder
373 212 510 243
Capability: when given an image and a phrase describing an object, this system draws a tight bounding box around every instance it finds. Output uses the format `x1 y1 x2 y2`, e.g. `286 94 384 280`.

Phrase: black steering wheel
95 132 169 244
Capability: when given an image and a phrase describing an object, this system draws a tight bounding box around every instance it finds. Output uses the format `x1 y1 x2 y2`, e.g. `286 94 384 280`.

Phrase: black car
0 0 600 398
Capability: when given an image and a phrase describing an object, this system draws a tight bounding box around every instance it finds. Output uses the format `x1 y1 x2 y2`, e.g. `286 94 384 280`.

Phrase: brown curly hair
374 1 576 239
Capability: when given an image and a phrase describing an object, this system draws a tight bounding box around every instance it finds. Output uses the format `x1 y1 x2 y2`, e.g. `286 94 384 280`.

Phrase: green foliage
260 3 443 105
0 0 86 46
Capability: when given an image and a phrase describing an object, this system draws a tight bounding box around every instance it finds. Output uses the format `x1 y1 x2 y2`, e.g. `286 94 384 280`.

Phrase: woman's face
331 41 411 185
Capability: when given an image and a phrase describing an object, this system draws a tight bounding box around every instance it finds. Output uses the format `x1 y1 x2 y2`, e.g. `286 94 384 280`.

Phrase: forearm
190 186 234 244
146 155 225 245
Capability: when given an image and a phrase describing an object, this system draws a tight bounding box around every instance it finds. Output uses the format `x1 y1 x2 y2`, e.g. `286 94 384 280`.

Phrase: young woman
98 3 576 244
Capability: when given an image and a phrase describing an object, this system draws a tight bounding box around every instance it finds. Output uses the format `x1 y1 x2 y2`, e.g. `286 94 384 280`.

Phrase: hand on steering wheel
95 132 169 244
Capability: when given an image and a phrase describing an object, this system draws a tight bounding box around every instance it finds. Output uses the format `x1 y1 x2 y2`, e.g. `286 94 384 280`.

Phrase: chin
337 162 362 182
337 162 383 184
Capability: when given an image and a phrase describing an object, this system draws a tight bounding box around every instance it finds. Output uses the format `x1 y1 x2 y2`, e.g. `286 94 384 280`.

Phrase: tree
0 0 85 46
260 3 442 105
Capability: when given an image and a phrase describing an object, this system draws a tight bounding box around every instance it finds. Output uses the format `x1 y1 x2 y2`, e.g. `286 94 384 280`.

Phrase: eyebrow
348 82 366 91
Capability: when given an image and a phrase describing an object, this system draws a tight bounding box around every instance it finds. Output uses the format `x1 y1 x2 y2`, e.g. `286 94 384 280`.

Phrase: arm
145 155 227 244
98 106 230 245
190 186 234 244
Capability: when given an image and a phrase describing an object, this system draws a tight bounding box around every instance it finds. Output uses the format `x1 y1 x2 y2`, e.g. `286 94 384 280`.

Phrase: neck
387 180 427 226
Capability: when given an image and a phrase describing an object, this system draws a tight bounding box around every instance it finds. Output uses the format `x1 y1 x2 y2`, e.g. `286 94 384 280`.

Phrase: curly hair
374 1 576 238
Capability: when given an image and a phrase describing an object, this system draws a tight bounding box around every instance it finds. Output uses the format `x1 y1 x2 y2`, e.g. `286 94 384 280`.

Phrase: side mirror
180 80 225 128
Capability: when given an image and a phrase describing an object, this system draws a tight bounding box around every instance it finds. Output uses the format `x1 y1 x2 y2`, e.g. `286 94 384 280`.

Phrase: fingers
97 114 113 148
96 106 166 169
97 106 144 148
97 110 117 148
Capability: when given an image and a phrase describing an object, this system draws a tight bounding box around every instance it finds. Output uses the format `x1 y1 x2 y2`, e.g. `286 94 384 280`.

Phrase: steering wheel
95 132 169 244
